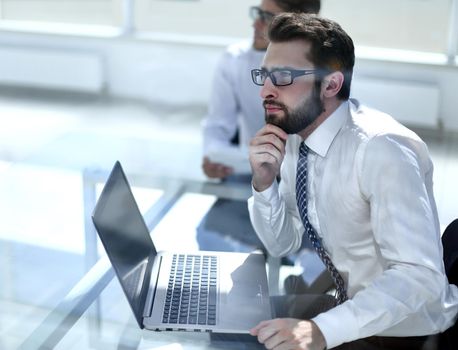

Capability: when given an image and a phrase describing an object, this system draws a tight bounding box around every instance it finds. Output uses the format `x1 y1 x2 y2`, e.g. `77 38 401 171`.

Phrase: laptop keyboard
162 254 218 326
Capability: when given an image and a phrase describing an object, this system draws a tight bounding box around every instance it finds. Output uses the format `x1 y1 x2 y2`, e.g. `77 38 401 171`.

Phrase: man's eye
277 71 290 78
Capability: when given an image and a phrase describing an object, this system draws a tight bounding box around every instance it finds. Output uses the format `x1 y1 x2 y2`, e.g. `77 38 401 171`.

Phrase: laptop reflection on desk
91 161 272 333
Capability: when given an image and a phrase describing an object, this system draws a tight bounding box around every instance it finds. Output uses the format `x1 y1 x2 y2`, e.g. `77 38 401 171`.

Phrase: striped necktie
296 142 348 304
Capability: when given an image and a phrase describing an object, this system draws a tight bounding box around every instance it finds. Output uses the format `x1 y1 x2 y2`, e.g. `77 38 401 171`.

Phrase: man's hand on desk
202 157 234 179
250 318 326 350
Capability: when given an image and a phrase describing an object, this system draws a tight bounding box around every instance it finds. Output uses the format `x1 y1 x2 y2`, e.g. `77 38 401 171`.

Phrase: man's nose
260 77 278 99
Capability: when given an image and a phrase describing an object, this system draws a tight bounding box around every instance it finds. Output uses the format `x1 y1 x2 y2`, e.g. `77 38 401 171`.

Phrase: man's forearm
248 182 302 257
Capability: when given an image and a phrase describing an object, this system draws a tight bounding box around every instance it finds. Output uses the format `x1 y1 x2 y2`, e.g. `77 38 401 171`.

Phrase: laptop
91 161 272 333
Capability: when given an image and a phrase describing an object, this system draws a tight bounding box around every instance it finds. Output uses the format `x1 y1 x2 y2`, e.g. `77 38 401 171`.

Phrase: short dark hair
268 13 354 100
273 0 320 14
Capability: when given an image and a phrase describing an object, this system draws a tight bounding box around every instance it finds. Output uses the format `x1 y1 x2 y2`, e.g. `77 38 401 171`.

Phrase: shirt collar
304 100 349 157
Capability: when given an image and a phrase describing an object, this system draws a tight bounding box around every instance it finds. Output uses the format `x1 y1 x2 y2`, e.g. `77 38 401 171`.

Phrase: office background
0 0 458 349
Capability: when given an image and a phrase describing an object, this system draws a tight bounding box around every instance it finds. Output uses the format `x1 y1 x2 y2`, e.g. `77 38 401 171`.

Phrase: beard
264 83 324 134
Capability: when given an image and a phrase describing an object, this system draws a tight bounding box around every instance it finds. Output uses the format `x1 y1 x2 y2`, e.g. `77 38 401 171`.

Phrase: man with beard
202 0 320 178
248 13 458 350
197 0 323 289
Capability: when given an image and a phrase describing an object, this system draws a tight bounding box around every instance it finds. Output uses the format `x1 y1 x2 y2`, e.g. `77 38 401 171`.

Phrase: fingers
250 127 286 168
250 135 285 161
202 157 233 179
250 319 273 336
250 143 283 168
249 125 288 192
251 124 287 159
251 319 289 350
256 123 289 143
251 318 322 350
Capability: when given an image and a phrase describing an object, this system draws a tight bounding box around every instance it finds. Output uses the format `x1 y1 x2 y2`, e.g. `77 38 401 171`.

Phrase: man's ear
321 71 344 98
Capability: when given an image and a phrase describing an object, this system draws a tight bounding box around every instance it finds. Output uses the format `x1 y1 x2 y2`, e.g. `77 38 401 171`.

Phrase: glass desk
3 165 450 350
12 167 280 350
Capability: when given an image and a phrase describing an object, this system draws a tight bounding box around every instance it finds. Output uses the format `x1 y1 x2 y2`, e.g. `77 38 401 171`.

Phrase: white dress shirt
202 40 266 155
248 99 458 348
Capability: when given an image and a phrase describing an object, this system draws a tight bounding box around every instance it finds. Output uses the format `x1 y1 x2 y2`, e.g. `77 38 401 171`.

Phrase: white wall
0 30 457 131
105 38 224 105
0 30 225 105
354 59 458 132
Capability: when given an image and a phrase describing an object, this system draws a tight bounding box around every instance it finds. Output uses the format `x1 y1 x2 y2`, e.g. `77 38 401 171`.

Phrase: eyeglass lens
252 69 293 86
249 7 275 23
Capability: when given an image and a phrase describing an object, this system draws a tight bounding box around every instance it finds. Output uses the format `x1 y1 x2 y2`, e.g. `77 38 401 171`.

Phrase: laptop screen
92 161 157 327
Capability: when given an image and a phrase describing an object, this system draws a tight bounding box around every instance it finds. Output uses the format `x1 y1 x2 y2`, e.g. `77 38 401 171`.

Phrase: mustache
263 100 287 110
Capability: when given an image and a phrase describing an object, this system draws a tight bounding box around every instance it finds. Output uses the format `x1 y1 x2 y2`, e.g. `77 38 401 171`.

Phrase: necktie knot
299 142 308 159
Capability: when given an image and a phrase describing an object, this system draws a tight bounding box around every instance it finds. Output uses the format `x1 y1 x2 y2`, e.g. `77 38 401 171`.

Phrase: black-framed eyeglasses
251 68 317 86
249 6 275 23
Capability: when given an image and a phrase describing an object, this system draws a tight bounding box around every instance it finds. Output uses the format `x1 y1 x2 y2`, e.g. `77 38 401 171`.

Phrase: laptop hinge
143 254 162 318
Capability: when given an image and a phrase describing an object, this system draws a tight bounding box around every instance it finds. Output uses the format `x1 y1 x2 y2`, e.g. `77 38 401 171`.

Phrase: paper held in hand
208 147 251 174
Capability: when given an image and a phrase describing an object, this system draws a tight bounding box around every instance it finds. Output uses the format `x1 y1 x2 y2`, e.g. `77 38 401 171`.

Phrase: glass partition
0 0 123 26
0 0 455 58
321 0 452 54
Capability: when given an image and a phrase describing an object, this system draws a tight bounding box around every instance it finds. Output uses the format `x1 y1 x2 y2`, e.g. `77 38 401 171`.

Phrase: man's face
261 40 324 134
252 0 283 50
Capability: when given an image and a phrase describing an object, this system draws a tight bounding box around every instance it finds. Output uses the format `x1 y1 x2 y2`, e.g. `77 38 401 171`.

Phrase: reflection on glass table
5 164 452 350
0 163 94 350
16 165 277 349
55 277 264 350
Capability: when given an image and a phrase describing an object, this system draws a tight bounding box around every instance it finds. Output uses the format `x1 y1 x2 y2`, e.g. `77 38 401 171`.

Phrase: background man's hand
250 318 326 350
202 157 233 179
249 124 288 192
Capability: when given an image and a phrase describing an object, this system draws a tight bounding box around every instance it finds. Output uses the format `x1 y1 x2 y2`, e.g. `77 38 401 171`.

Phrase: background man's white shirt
202 40 265 154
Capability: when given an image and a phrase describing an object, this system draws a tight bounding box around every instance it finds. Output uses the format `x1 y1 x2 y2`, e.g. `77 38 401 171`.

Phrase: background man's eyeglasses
249 6 275 23
251 68 317 86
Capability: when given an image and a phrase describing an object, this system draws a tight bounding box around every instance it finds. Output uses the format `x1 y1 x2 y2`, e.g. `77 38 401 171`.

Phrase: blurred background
0 0 458 348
